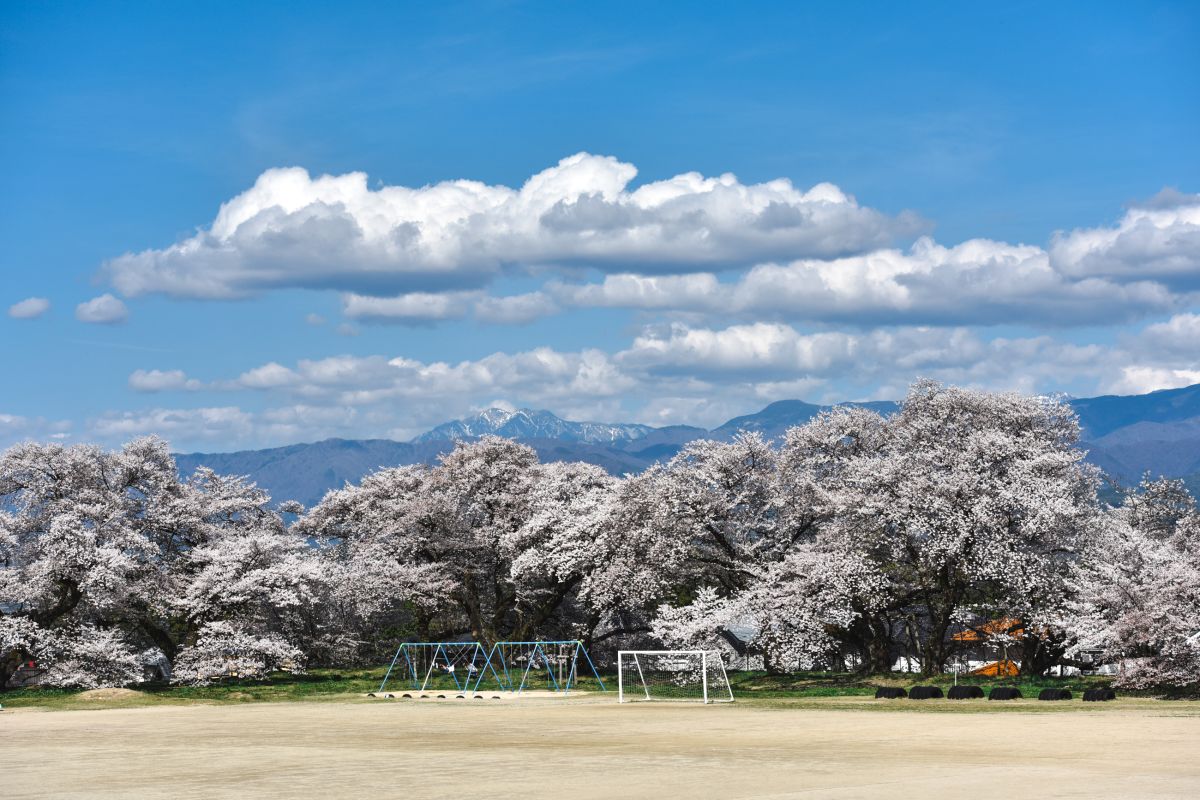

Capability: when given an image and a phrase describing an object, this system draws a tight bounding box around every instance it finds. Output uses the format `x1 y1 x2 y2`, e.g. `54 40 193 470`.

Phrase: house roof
952 618 1024 643
969 659 1020 677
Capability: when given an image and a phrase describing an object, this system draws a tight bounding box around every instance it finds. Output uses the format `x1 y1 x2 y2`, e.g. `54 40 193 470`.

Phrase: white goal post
617 650 734 704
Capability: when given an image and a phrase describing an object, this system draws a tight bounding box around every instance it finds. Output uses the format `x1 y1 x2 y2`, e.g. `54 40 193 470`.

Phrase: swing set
475 640 606 695
377 641 491 694
377 639 606 695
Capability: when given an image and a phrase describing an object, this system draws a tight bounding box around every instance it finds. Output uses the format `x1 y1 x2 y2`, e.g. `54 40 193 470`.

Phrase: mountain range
174 384 1200 507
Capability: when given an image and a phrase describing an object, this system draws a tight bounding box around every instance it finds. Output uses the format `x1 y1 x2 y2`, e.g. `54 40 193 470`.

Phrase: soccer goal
617 650 734 704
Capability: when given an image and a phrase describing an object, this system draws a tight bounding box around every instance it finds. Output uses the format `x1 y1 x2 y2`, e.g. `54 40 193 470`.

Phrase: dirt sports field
4 697 1200 799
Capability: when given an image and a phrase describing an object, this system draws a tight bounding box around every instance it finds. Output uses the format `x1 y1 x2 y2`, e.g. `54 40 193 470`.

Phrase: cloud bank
8 156 1192 452
113 307 1200 448
102 153 922 299
552 236 1185 326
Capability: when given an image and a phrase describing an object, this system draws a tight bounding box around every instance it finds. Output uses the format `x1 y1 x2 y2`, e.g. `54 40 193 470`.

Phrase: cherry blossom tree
644 432 842 668
640 434 781 592
300 437 611 646
37 624 145 689
652 381 1099 676
0 438 178 688
167 483 328 683
172 622 305 685
771 406 898 672
781 382 1099 675
1068 479 1200 689
0 439 325 689
505 460 618 639
567 466 690 644
5 381 1197 690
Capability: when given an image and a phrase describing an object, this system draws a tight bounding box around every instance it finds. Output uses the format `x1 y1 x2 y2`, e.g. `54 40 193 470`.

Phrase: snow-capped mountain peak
411 407 654 444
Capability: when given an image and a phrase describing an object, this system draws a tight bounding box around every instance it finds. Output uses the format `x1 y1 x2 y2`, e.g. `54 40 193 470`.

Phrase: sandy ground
3 698 1199 799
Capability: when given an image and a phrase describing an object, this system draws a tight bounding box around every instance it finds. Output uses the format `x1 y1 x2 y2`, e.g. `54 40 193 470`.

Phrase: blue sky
2 1 1198 451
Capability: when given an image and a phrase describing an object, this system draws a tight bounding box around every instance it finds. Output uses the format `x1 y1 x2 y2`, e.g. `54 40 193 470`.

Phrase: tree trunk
31 580 82 627
139 620 179 663
922 608 954 676
847 613 893 674
0 648 27 692
1019 626 1064 677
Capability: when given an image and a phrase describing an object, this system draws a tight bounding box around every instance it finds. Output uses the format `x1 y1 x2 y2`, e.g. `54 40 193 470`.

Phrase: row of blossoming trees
2 381 1198 691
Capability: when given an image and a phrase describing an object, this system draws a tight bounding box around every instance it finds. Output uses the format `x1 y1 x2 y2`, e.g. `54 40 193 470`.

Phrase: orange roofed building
952 618 1024 676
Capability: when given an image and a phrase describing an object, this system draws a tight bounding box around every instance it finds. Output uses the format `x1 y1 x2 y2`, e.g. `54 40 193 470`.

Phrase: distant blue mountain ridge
173 383 1200 507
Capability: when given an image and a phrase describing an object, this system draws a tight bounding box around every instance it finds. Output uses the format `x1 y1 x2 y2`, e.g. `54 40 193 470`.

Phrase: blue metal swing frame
472 640 607 695
377 641 500 694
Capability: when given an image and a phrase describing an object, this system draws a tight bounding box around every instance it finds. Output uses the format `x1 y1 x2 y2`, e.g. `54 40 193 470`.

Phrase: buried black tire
947 685 984 700
400 693 413 699
1038 688 1073 701
1083 688 1117 702
988 686 1023 701
875 687 907 699
909 685 944 700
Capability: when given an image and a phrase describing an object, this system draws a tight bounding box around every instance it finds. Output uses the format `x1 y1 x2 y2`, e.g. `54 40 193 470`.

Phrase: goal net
617 650 734 704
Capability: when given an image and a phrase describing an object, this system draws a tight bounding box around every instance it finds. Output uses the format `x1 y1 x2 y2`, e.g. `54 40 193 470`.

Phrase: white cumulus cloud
101 153 921 299
75 293 129 324
342 290 481 323
1051 189 1200 288
1104 366 1200 395
473 291 560 324
8 297 50 319
618 322 857 375
1129 312 1200 360
614 321 1111 397
238 362 300 389
550 236 1184 325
